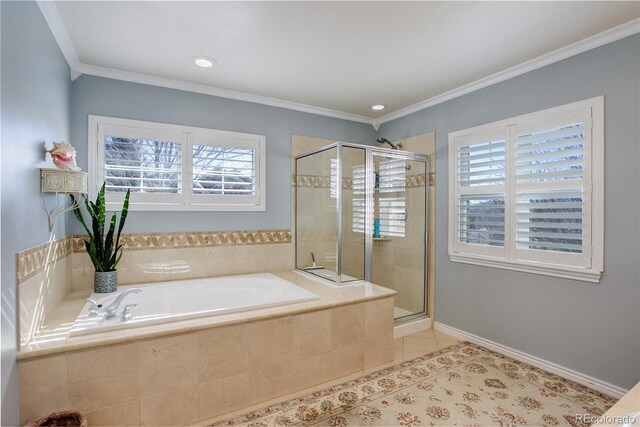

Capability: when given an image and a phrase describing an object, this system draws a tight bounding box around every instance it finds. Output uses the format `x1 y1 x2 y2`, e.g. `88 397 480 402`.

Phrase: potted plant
71 183 130 293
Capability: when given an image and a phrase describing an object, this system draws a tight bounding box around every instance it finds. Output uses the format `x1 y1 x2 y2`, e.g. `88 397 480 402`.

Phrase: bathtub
68 273 320 336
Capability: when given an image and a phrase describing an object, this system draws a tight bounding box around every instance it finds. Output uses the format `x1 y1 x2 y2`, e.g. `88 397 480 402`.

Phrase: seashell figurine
47 141 81 171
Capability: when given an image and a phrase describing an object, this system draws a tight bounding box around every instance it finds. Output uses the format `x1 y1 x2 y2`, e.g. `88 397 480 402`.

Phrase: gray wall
69 75 377 234
1 1 71 425
378 34 640 389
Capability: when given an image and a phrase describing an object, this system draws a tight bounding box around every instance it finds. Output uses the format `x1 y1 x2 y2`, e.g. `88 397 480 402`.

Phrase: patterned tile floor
197 330 461 426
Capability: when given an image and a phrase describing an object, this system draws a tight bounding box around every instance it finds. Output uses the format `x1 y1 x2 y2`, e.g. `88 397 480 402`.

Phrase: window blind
94 116 266 211
352 165 365 233
448 98 602 282
514 116 588 261
104 135 182 194
515 123 584 185
351 161 407 237
192 145 256 196
455 134 507 251
379 160 407 237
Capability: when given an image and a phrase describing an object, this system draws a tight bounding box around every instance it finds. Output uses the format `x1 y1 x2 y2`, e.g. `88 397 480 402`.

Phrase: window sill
448 253 602 283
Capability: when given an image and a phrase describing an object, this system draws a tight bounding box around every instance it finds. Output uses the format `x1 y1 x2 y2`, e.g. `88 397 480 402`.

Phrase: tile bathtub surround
70 229 293 288
70 242 295 289
19 295 395 426
18 256 71 347
16 236 73 285
17 229 292 284
69 229 292 252
17 236 75 346
17 229 295 342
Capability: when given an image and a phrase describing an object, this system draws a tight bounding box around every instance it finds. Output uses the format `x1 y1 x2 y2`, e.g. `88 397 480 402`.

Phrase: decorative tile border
293 174 429 189
70 229 292 252
17 229 292 284
16 236 73 285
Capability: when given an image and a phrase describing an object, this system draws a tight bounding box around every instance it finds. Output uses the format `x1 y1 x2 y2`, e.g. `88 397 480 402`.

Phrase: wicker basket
29 411 87 427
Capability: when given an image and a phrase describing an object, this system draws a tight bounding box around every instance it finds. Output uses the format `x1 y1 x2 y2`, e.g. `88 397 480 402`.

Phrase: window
378 159 407 237
448 97 603 282
88 116 266 211
352 160 407 237
352 165 366 233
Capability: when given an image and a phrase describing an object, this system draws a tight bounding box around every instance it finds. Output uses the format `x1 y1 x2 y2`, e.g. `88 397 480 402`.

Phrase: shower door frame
295 142 429 320
368 148 430 323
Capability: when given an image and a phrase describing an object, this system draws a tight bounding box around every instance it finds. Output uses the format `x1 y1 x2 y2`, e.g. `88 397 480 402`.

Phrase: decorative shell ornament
47 142 81 171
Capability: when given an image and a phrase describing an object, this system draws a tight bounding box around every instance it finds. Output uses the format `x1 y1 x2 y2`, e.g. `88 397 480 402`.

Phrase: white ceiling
54 1 639 120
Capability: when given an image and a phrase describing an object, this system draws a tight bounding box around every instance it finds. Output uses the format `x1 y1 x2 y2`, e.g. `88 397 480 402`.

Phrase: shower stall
295 142 429 321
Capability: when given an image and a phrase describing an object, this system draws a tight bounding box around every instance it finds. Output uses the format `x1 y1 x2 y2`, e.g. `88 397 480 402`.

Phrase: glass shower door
295 147 339 282
370 153 427 320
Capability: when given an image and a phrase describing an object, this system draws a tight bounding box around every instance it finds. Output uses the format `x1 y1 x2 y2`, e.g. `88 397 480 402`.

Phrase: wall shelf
40 168 88 231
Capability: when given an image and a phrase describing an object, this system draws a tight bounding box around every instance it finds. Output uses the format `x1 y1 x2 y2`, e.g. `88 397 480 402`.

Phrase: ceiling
53 1 639 120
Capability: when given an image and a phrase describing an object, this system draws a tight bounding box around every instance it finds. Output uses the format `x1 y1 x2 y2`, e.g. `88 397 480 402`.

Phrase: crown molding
37 0 81 77
37 0 638 129
376 18 640 125
73 63 375 125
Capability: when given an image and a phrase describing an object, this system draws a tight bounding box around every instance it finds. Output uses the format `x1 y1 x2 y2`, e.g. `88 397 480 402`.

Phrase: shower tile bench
17 271 395 426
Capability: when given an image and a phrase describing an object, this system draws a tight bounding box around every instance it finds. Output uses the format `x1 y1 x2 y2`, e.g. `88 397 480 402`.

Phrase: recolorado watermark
576 413 637 425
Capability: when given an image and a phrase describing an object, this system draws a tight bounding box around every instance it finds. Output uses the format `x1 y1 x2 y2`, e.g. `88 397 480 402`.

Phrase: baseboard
434 322 628 399
394 317 432 338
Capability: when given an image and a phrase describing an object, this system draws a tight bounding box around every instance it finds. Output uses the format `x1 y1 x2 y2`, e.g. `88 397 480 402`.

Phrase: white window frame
88 115 266 211
448 97 604 283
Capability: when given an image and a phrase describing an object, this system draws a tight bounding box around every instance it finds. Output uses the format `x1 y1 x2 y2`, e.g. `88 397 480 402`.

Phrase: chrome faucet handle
103 288 142 319
121 304 138 322
86 298 101 317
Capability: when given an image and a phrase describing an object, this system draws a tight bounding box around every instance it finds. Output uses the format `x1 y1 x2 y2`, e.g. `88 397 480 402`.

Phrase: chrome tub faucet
103 288 142 319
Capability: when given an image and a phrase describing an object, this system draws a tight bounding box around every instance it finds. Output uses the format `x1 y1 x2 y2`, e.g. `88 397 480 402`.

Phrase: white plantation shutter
448 97 603 282
92 117 265 211
453 129 508 258
104 137 182 193
189 133 261 206
101 124 185 205
513 109 591 267
353 165 365 233
378 160 407 237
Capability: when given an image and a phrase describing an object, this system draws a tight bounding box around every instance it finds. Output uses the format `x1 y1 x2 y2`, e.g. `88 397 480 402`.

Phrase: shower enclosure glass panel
339 147 366 283
372 153 427 319
295 142 428 321
296 147 339 281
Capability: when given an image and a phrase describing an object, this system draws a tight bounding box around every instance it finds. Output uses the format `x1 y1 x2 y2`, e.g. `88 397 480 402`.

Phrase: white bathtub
68 273 320 336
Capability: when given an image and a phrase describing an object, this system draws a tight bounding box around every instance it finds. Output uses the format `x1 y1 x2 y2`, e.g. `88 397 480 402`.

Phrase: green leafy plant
70 183 130 272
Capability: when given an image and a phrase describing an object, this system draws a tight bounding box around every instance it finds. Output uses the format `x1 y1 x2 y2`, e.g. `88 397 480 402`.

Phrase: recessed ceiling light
371 104 386 111
193 56 216 68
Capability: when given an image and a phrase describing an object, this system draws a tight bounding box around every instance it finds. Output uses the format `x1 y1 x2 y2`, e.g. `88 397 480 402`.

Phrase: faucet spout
103 288 142 319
